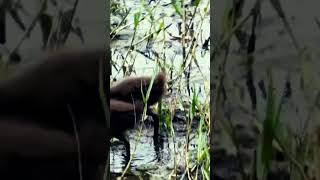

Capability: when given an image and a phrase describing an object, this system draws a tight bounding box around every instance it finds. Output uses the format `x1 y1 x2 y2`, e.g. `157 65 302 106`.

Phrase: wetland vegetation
212 1 320 180
110 0 210 179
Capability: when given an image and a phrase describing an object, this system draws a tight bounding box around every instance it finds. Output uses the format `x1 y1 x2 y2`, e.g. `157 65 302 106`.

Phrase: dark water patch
110 113 202 179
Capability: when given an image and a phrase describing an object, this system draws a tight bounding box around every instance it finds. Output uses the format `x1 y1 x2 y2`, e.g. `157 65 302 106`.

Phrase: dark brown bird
110 72 166 106
0 48 166 179
0 49 107 180
110 73 166 159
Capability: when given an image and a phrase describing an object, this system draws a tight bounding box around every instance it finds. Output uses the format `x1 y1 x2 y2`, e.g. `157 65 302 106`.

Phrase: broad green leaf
261 71 275 170
195 0 201 7
134 12 141 29
273 96 283 131
157 21 165 35
172 0 183 17
256 139 266 180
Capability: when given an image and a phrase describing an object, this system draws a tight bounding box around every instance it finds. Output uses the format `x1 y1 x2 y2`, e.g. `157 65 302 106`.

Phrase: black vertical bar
105 0 111 179
210 0 213 179
0 0 7 44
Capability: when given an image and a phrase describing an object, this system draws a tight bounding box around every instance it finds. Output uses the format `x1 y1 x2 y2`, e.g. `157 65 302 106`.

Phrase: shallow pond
110 0 210 179
110 111 201 179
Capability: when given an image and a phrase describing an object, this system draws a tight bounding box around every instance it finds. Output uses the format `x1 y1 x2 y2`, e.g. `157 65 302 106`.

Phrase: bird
0 48 166 179
110 72 166 160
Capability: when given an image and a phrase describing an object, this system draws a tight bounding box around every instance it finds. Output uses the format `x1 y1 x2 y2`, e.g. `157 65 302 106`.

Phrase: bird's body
0 48 166 180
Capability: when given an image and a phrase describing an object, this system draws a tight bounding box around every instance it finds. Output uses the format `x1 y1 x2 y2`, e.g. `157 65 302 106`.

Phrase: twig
274 135 310 180
98 54 111 180
212 10 252 60
59 0 79 45
121 97 140 178
212 5 248 178
67 104 83 180
110 0 161 40
11 0 47 53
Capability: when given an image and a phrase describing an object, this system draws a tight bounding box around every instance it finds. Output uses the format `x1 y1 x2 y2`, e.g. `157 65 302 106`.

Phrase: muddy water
111 0 210 80
212 1 320 179
212 0 320 132
2 0 106 61
110 116 200 179
111 0 210 179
